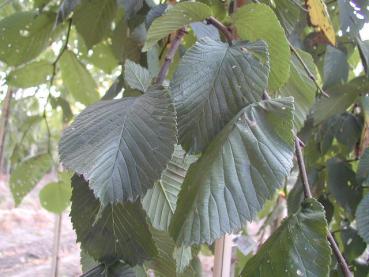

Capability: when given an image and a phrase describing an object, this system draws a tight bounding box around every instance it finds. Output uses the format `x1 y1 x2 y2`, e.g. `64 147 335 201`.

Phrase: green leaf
170 98 294 245
323 46 349 89
70 174 157 265
39 172 72 214
81 41 118 74
73 0 117 48
59 86 177 205
312 76 369 125
357 38 369 76
233 3 290 91
80 249 99 273
80 260 136 277
340 225 366 261
278 49 316 131
356 194 369 244
124 59 151 93
145 4 168 29
143 2 212 51
357 148 369 186
273 0 301 35
10 154 52 206
59 50 99 105
173 246 192 274
7 60 53 88
171 38 270 153
142 145 194 231
50 96 74 123
327 158 362 217
56 0 81 24
0 12 55 66
118 0 144 19
241 199 331 277
101 76 124 100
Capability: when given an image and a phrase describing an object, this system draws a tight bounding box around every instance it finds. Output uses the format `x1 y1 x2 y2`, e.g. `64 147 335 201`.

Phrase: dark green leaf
73 0 117 48
124 59 151 92
50 96 74 123
7 60 53 88
233 3 290 91
170 98 294 245
0 12 55 66
323 46 349 89
118 0 144 20
59 50 99 105
56 0 81 24
10 154 52 206
101 76 124 100
356 194 369 244
357 38 369 76
327 158 362 217
273 0 301 35
81 41 118 74
173 246 192 274
171 38 269 153
145 4 167 29
357 147 369 185
70 174 157 265
143 2 212 51
241 199 331 277
60 86 177 205
81 261 136 277
190 22 219 40
341 225 366 261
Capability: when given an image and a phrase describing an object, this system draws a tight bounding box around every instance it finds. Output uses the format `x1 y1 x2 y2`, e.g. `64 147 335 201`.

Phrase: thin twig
155 27 187 85
206 16 233 45
289 42 329 97
0 88 13 174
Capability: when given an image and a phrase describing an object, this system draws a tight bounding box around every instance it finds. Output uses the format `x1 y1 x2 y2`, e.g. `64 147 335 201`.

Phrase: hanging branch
0 87 13 174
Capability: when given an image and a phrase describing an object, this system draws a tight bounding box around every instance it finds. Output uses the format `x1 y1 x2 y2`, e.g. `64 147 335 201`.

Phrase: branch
155 27 187 85
0 87 13 174
206 16 233 45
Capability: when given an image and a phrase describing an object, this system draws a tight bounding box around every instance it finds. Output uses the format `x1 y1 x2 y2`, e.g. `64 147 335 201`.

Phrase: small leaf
56 0 81 24
305 0 336 45
170 98 294 246
59 86 177 205
143 2 212 51
323 46 349 89
70 174 157 265
7 60 53 88
241 199 331 277
233 3 290 91
124 59 151 92
10 154 52 206
171 38 270 153
73 0 117 48
356 194 369 244
0 12 55 66
39 172 72 214
59 50 99 105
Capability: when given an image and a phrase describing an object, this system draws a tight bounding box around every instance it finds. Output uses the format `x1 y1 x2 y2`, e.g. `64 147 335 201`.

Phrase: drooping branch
206 16 234 45
155 27 187 85
0 87 13 174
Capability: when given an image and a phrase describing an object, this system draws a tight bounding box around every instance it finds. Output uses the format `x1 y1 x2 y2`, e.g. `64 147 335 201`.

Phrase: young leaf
59 50 99 105
142 145 194 231
59 86 177 205
7 60 53 88
233 3 290 91
171 38 270 153
39 172 72 214
0 12 55 66
170 98 294 246
278 49 316 131
143 2 212 51
73 0 117 48
323 46 349 89
124 59 151 93
10 154 53 206
70 174 157 265
356 194 369 244
241 199 331 276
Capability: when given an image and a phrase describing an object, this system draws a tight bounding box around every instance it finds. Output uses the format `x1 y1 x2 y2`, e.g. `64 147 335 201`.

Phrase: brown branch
206 16 233 45
0 88 13 174
155 27 187 85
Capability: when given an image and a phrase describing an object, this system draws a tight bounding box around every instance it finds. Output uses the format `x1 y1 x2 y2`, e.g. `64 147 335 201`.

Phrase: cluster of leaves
1 0 369 276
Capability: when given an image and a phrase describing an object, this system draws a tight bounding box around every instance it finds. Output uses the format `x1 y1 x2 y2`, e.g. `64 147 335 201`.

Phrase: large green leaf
142 146 194 231
356 194 369 244
59 50 99 105
70 174 157 265
241 199 331 276
124 59 151 93
170 98 294 245
80 41 118 74
233 3 290 91
73 0 117 48
312 76 369 125
10 154 52 206
7 60 53 88
327 158 362 217
273 0 301 35
357 148 369 186
39 172 72 214
143 2 212 51
278 49 316 131
171 38 270 153
0 12 55 66
81 261 136 277
59 85 177 205
323 46 349 89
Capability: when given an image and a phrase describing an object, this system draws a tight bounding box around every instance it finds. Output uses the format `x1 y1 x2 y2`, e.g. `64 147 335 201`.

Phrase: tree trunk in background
213 235 234 277
0 88 13 175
